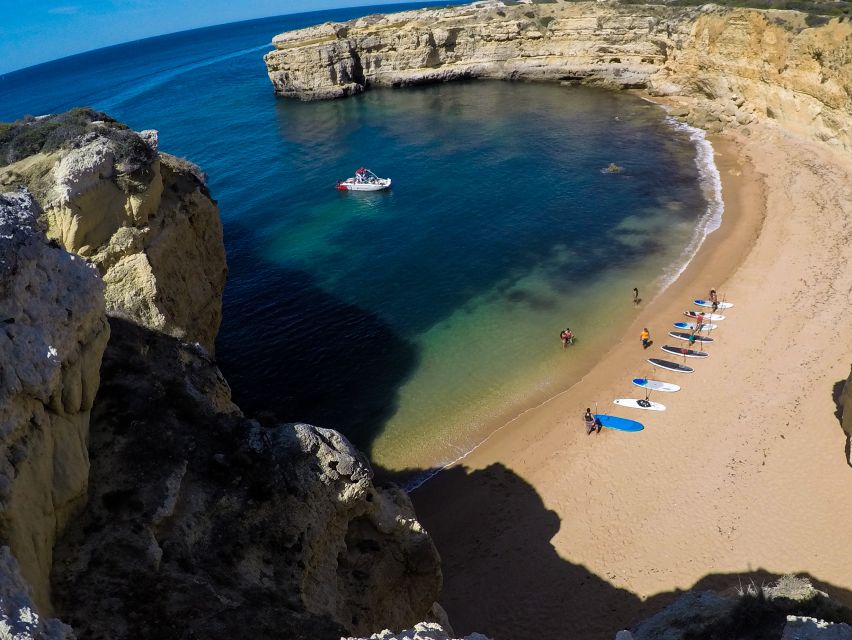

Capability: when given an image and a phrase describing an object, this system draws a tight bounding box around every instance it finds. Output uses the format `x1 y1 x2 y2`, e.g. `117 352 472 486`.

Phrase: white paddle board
632 377 680 393
614 398 666 411
684 311 725 321
694 299 734 309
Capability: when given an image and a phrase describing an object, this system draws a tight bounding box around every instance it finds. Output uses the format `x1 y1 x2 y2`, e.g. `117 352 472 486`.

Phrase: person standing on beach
584 408 601 435
641 327 651 349
633 287 639 306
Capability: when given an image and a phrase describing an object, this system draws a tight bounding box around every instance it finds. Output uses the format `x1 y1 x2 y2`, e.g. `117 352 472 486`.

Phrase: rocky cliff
0 190 110 612
264 1 852 151
0 110 226 352
51 318 441 639
0 110 443 638
619 576 852 639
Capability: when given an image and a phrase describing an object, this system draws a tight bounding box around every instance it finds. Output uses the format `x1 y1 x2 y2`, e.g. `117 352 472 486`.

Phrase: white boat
336 167 391 192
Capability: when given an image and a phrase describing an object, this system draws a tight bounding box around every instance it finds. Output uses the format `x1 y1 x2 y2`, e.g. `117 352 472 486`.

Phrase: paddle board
662 344 710 358
694 299 734 309
668 331 714 343
648 358 694 373
632 378 680 393
684 311 725 321
594 414 644 432
614 398 666 411
674 321 717 331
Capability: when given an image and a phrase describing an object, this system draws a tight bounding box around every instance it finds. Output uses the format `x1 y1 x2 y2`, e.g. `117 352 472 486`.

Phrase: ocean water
0 6 719 474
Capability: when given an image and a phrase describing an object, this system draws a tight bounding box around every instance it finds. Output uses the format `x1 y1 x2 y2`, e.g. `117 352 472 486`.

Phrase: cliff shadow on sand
834 365 852 467
409 462 852 640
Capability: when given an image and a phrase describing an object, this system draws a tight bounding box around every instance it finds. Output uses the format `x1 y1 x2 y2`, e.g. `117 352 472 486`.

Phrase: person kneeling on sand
584 408 602 435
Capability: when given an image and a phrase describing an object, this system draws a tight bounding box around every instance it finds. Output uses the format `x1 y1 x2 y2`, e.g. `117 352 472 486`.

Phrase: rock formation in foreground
0 190 109 612
264 1 851 151
618 576 852 639
51 317 441 639
343 622 492 640
0 109 227 352
0 111 443 638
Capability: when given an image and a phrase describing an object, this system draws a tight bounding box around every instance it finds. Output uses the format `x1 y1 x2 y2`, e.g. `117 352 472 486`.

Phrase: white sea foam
655 117 724 291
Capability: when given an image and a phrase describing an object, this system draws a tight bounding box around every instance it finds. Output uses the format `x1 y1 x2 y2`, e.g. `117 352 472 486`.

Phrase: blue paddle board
594 414 644 432
674 321 717 331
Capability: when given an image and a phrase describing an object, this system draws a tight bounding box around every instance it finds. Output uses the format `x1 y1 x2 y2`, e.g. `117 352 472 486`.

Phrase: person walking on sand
710 288 720 314
633 287 640 306
584 408 601 435
641 327 651 349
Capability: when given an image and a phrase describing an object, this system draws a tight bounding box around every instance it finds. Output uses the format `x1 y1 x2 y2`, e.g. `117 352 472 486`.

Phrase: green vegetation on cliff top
505 0 851 17
0 108 154 171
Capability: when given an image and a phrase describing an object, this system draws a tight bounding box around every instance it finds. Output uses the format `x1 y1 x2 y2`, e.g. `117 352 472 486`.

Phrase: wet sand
412 125 852 639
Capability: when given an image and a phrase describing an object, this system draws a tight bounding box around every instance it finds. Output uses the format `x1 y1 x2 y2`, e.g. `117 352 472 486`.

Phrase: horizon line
0 0 453 77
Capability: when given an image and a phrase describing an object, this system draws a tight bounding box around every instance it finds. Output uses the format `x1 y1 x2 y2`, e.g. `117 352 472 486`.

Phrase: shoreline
404 130 764 477
399 108 734 491
410 122 852 638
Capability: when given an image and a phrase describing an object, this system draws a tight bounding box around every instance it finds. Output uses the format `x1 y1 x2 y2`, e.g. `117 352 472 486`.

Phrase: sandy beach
412 123 852 639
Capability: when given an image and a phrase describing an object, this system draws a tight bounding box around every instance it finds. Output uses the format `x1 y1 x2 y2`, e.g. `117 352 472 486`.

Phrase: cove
215 81 714 473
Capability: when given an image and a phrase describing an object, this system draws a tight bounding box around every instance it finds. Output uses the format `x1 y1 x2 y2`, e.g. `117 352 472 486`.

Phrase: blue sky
1 1 405 75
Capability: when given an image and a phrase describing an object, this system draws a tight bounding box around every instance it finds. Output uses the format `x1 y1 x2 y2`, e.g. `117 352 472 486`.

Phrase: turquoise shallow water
0 7 716 473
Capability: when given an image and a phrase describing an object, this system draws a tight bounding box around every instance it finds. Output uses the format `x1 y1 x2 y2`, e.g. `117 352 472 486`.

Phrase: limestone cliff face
264 2 691 99
52 318 441 639
650 9 851 150
0 547 73 639
0 114 227 352
264 1 851 151
0 190 109 612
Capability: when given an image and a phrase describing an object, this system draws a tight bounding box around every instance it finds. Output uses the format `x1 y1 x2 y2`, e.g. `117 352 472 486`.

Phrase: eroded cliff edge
264 1 851 151
0 111 442 639
0 109 227 353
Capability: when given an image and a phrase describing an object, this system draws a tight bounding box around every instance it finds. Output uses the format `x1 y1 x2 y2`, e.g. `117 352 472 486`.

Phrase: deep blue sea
0 5 720 471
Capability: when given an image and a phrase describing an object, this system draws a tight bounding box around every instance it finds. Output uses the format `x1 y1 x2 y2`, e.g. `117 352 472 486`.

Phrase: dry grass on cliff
0 107 155 174
616 0 850 17
682 576 852 640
